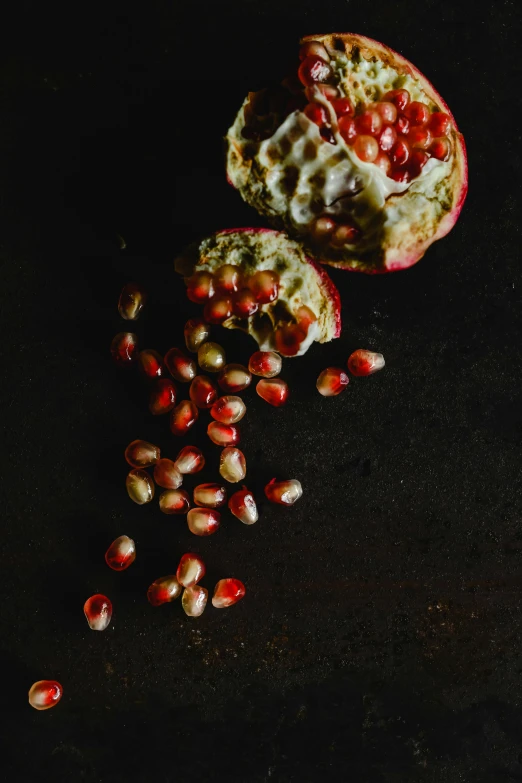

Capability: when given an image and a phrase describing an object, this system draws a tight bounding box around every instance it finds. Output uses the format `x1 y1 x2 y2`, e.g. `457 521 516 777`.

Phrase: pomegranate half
175 228 340 356
226 33 468 273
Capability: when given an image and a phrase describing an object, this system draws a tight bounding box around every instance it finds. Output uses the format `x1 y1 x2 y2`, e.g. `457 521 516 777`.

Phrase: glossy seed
214 264 242 294
174 445 205 474
147 575 182 606
207 421 240 447
211 396 246 424
137 349 165 379
118 282 146 320
28 680 63 711
164 347 197 383
159 489 191 515
84 594 112 631
186 271 215 304
126 469 155 504
212 578 246 609
265 478 303 506
170 400 199 436
194 482 227 508
228 486 258 525
149 379 177 415
247 270 280 303
181 585 208 616
256 378 289 407
184 318 210 353
105 535 136 571
347 349 385 376
232 288 259 318
176 553 206 587
218 364 252 394
248 350 282 378
316 367 350 397
189 375 218 409
111 332 139 366
153 458 183 489
198 342 226 373
187 508 221 536
124 439 160 468
219 447 246 483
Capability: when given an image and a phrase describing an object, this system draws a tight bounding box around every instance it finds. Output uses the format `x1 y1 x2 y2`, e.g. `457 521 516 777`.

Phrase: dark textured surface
1 2 522 780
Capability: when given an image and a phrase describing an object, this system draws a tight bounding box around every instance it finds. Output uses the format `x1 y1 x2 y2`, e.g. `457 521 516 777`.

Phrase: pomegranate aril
194 482 227 508
274 323 307 357
390 167 412 183
316 367 350 397
111 332 138 366
164 347 197 383
355 110 382 137
204 295 233 324
127 469 155 505
353 135 379 162
232 288 259 318
182 585 208 616
149 379 177 415
256 378 289 407
429 136 451 161
405 101 430 127
212 578 246 609
331 224 361 247
375 153 391 176
214 264 241 294
229 486 258 525
316 83 339 100
265 478 303 506
347 349 385 376
28 680 63 711
138 349 165 379
190 375 218 409
304 102 329 126
338 116 357 145
207 421 240 447
331 97 354 117
159 489 191 515
84 594 112 631
174 445 205 474
383 89 410 112
176 553 206 588
105 535 136 571
311 216 336 241
153 458 183 489
299 41 330 61
407 127 432 149
198 342 226 373
124 439 160 468
118 282 146 320
409 148 430 178
184 318 210 353
187 508 221 536
295 305 317 332
211 395 246 424
298 55 333 87
186 271 215 304
147 575 182 606
170 400 198 436
249 350 282 378
390 139 411 167
248 270 280 304
428 111 451 137
378 125 397 152
218 364 252 394
373 101 397 124
219 447 247 483
395 114 410 135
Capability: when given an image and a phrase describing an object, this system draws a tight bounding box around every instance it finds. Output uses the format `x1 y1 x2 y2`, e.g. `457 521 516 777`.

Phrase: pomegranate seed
429 136 451 161
232 288 259 318
159 489 191 514
353 135 379 162
428 111 451 137
304 102 329 126
164 347 197 383
298 55 332 87
84 594 112 631
390 139 411 167
331 97 354 117
211 395 246 424
378 125 397 152
228 486 258 525
295 305 317 332
407 127 432 149
375 152 391 176
256 378 289 406
137 349 165 379
249 350 282 378
265 478 303 506
347 349 385 376
338 116 357 144
118 282 146 320
111 332 138 366
274 323 307 357
214 264 241 294
153 458 183 489
390 167 412 183
219 447 247 483
299 41 330 61
194 482 227 508
373 101 397 124
218 364 252 394
248 270 280 304
177 554 206 588
198 342 226 373
383 89 410 112
311 216 337 241
316 84 339 99
174 445 205 474
212 578 246 609
331 224 361 247
186 271 215 304
184 318 210 353
405 101 430 127
182 585 208 616
355 110 382 137
149 379 177 415
189 375 218 409
187 508 221 536
316 367 350 396
124 439 160 468
207 421 240 447
395 115 410 135
28 680 63 711
126 469 154 504
204 295 233 324
147 575 182 606
105 535 136 571
409 148 430 178
170 400 198 436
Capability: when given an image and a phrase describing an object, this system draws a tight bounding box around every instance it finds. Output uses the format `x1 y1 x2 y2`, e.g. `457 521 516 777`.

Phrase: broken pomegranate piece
347 349 385 376
212 578 246 608
147 575 182 606
265 478 303 506
84 594 112 631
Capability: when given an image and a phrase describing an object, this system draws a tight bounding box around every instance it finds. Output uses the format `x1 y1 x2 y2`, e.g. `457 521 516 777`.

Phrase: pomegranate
226 33 467 273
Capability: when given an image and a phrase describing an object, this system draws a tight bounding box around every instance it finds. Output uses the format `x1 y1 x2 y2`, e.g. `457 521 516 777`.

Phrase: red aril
176 553 206 588
429 136 451 161
228 486 258 525
407 127 432 149
378 125 397 152
84 594 112 631
347 348 385 376
186 271 215 303
111 332 138 366
198 342 226 373
138 349 164 379
212 579 246 609
256 378 289 406
153 458 183 489
29 681 63 711
383 89 410 112
174 445 205 474
147 576 182 606
105 535 136 571
164 347 197 383
405 101 430 127
118 282 146 320
184 318 210 353
304 103 329 126
390 139 411 167
390 168 411 183
207 421 240 447
374 153 391 176
211 396 246 424
265 478 303 506
194 483 227 508
124 439 160 468
182 585 208 616
274 323 307 357
395 114 410 135
331 97 354 117
248 270 280 304
204 295 233 324
189 375 218 408
298 55 333 87
409 149 430 179
249 350 282 378
355 110 382 137
187 508 221 537
330 224 361 247
299 41 330 61
353 135 379 162
218 364 252 393
373 101 397 124
149 379 177 415
219 447 247 483
126 469 154 505
338 116 357 144
232 288 259 318
159 489 190 515
214 264 241 294
429 111 451 137
316 367 349 396
311 216 337 241
170 400 199 436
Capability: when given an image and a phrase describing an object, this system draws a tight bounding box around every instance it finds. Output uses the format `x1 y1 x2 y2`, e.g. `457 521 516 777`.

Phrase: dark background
1 1 522 781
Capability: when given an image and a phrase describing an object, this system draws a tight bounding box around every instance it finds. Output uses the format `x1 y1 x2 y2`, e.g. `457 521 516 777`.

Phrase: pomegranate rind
175 228 341 353
225 33 467 274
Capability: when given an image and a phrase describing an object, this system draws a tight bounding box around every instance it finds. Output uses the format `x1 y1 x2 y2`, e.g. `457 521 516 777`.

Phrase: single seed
176 553 206 588
331 97 354 117
219 447 246 483
409 148 430 178
153 458 183 489
274 324 307 357
164 347 197 383
295 305 317 332
304 102 329 127
256 378 289 407
353 134 379 162
429 136 451 161
311 216 337 241
298 55 333 87
378 125 397 152
212 578 246 609
218 364 252 394
211 395 246 424
190 375 218 408
184 318 210 353
118 282 146 320
105 535 136 571
338 115 357 145
247 270 280 304
170 400 199 436
28 680 63 711
298 41 330 62
355 110 382 137
382 89 410 112
375 152 391 176
194 482 227 508
390 167 411 184
407 126 432 150
390 139 411 167
111 332 138 366
182 585 208 616
174 445 205 474
347 349 385 376
149 379 177 415
214 264 241 294
186 271 215 304
248 350 282 378
395 114 410 135
198 342 226 372
204 295 233 324
84 594 112 631
373 100 397 124
428 111 451 137
405 101 430 127
126 469 155 504
187 508 221 536
124 439 160 468
232 288 259 318
147 575 182 606
159 489 191 515
228 486 258 525
265 478 303 506
207 421 240 447
316 367 350 396
137 349 165 379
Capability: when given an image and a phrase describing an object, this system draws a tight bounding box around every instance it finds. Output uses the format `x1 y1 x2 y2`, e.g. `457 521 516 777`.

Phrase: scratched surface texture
1 1 522 781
